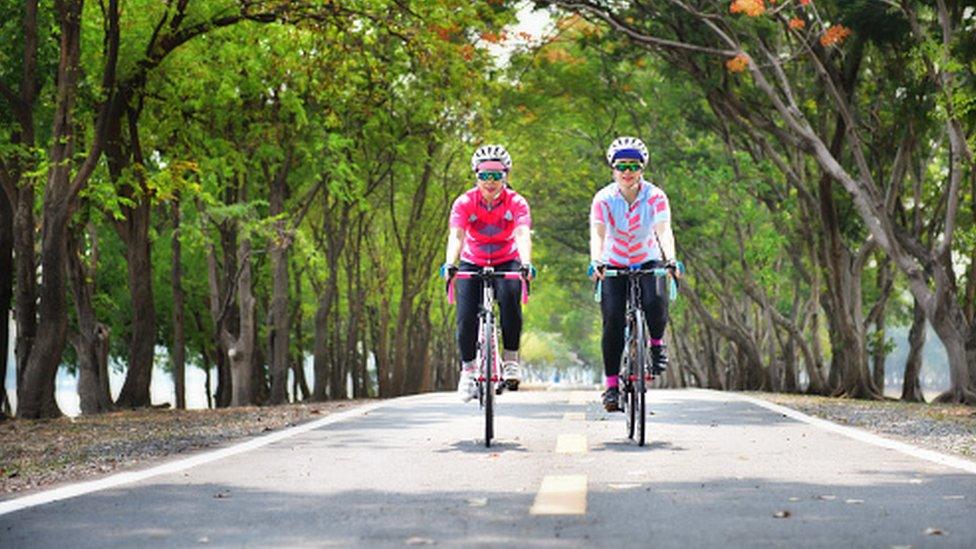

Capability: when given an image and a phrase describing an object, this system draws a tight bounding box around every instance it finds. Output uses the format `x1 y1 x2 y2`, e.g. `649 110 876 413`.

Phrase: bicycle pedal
505 379 520 391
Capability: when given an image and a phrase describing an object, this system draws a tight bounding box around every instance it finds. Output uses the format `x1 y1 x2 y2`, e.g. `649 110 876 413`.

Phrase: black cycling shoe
651 344 668 375
602 387 622 412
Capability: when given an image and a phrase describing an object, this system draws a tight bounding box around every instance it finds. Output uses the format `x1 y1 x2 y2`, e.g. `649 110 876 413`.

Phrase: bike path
1 389 974 548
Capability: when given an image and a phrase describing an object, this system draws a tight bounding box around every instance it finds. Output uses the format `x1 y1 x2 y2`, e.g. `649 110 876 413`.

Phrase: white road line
530 475 587 515
0 395 431 517
720 390 976 476
562 412 585 421
555 434 588 454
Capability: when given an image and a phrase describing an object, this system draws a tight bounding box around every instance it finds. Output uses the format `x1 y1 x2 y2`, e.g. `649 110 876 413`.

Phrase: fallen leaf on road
406 537 435 545
845 499 864 504
213 492 230 499
788 497 800 502
817 495 836 501
466 498 488 507
924 527 944 536
773 510 791 518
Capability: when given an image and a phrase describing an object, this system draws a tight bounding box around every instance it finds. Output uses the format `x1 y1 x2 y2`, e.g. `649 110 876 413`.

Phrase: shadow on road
436 439 529 454
3 471 975 548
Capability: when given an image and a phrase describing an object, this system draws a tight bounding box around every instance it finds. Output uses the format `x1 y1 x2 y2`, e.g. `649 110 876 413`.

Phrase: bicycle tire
484 317 495 447
635 312 647 447
623 330 636 440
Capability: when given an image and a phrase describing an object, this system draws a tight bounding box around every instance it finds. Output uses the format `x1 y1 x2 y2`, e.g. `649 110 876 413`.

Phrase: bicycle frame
598 266 674 446
448 267 527 447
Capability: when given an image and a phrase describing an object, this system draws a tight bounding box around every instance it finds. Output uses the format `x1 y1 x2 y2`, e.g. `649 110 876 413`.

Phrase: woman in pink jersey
588 137 680 412
441 145 535 402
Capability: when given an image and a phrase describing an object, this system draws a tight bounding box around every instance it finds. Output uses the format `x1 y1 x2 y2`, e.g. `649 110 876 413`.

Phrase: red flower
726 53 750 73
820 25 852 47
730 0 766 17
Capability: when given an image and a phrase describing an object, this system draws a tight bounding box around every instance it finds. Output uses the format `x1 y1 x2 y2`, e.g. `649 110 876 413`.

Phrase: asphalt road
2 389 975 548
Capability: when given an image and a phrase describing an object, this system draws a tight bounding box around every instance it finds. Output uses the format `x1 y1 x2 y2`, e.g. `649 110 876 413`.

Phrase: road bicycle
597 265 680 446
448 267 529 447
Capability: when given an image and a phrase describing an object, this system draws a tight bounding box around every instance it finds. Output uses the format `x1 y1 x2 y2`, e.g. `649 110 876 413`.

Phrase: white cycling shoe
502 361 521 391
457 368 478 402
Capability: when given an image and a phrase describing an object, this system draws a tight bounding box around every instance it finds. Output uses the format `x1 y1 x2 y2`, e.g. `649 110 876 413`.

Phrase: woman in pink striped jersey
587 136 680 412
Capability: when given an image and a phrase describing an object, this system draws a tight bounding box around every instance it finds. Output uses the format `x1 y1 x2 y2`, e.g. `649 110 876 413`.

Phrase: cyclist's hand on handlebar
439 263 458 281
520 263 537 281
587 260 605 282
665 259 683 279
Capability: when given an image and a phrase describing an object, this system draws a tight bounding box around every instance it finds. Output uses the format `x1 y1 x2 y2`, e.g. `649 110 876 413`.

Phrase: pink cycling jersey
591 179 671 267
450 186 531 266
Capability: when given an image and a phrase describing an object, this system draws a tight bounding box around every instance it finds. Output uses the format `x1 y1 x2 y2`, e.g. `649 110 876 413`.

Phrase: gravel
746 392 976 459
0 400 369 496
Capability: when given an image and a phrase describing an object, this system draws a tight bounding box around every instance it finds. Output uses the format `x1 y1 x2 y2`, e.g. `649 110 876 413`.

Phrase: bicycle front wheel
635 314 647 447
622 340 635 440
484 319 495 447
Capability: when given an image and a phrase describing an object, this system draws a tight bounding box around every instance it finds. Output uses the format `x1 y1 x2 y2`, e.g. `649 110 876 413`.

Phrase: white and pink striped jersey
590 180 671 267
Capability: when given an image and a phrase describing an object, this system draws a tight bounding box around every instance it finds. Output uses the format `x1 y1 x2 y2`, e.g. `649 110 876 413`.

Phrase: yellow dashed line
530 475 588 515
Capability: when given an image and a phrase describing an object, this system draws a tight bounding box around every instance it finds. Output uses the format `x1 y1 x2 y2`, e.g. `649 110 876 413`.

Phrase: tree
546 0 975 402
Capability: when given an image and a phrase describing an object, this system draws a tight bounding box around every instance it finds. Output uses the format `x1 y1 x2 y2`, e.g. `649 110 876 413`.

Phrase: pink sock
651 338 663 346
606 375 619 388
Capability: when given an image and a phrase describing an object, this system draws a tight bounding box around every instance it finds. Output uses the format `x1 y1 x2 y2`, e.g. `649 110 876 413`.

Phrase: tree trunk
252 323 268 405
929 302 976 404
871 320 888 397
782 335 798 393
13 179 37 410
291 267 309 402
214 333 232 407
375 294 392 397
9 0 40 416
901 299 926 403
312 291 334 401
226 237 255 407
267 163 290 404
171 200 186 409
114 190 156 408
704 326 722 390
17 0 87 419
193 310 215 409
0 184 12 416
67 223 114 414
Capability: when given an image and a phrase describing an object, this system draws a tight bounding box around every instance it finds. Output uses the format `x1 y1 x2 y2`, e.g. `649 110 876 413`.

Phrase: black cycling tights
455 260 523 363
600 266 669 378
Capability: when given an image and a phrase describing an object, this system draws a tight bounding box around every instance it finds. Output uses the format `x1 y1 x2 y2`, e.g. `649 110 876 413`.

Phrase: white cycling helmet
470 144 512 172
605 136 649 166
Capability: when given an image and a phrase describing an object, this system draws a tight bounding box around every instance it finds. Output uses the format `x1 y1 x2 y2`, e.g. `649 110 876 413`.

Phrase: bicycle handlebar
452 272 525 280
594 267 680 303
601 268 672 278
447 270 529 305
